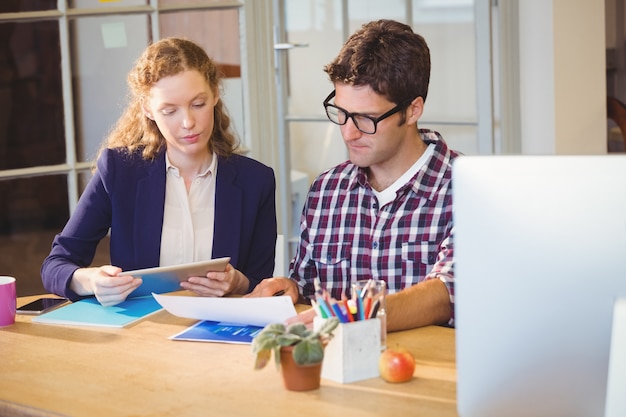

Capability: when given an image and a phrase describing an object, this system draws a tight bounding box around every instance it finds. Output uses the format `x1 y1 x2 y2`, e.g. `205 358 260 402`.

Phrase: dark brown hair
324 19 430 107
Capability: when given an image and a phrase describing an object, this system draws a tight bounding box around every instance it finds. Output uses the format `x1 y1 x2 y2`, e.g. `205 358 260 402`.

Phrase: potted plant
252 317 339 391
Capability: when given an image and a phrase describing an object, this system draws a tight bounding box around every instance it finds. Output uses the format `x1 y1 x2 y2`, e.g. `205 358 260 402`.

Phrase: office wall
287 0 608 168
285 5 478 181
72 10 244 163
518 0 606 154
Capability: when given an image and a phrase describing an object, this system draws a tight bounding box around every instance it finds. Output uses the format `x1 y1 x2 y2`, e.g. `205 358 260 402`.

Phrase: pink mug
0 276 16 326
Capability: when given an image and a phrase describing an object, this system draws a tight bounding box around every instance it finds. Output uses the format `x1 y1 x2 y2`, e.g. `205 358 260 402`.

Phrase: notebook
453 155 626 417
32 296 162 328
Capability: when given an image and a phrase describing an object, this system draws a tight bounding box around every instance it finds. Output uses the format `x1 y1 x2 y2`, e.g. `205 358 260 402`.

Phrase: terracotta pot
279 346 323 391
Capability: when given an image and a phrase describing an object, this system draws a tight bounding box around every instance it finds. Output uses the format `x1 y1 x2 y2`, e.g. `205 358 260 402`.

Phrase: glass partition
283 0 477 180
0 20 65 170
0 2 243 297
0 0 56 13
70 14 151 161
69 0 147 8
160 8 244 142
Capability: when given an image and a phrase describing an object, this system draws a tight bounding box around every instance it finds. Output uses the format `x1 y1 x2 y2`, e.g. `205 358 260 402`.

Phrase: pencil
341 293 355 322
364 289 372 319
368 299 380 319
310 299 324 318
316 296 333 319
329 299 349 323
359 279 373 299
356 292 365 321
313 277 323 295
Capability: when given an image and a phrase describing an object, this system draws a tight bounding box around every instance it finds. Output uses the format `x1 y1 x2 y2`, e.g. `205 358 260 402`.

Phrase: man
249 19 458 331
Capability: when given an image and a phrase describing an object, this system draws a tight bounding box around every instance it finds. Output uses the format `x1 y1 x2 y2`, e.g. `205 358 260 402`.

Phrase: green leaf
292 339 324 366
251 319 340 369
273 346 282 370
315 317 339 337
285 323 308 337
251 333 278 353
254 349 271 370
259 323 286 335
277 334 302 346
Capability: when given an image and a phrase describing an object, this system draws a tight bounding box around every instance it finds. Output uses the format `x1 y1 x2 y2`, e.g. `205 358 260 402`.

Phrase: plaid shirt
290 129 457 313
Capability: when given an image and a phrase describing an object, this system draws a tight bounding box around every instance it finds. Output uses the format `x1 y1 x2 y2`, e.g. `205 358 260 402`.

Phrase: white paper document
152 293 297 327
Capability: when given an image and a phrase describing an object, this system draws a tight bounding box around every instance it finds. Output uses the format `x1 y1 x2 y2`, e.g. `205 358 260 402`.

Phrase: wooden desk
1 295 458 417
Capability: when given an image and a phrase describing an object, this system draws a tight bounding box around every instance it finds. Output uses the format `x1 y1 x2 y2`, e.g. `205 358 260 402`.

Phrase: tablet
121 257 231 298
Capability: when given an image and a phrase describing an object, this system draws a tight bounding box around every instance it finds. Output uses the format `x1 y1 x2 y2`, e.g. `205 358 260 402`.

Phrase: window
0 1 243 296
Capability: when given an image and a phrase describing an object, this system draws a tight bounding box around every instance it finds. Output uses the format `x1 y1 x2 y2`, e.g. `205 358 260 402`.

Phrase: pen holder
314 317 381 383
352 279 387 350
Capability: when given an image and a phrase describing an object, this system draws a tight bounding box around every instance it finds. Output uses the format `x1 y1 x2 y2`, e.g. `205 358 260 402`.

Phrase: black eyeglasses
323 90 413 134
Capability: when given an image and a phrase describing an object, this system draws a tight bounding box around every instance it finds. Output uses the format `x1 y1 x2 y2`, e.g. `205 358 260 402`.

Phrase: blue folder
32 296 162 328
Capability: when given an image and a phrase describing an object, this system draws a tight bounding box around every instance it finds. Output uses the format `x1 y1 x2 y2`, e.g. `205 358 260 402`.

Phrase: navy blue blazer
41 148 277 300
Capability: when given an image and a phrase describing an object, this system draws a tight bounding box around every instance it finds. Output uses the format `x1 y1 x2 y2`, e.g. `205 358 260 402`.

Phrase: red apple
378 346 415 383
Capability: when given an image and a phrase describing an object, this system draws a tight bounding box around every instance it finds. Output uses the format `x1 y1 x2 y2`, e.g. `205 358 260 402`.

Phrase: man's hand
244 277 300 304
284 307 317 329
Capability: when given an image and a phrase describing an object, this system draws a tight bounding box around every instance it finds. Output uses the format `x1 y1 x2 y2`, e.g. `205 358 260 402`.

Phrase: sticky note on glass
101 22 127 49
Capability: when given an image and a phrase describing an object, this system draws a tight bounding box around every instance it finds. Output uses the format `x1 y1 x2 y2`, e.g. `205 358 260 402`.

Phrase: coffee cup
0 276 17 326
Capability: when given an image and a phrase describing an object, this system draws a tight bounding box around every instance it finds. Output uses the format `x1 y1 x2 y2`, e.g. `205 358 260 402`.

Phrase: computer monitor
605 297 626 417
453 155 626 417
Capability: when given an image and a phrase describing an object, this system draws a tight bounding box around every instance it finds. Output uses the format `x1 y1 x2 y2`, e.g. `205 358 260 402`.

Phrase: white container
314 317 381 383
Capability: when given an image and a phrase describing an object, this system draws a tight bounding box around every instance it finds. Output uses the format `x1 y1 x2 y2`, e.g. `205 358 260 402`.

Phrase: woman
41 38 277 306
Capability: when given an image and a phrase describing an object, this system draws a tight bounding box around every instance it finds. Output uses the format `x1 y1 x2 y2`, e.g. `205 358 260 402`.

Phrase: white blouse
159 153 217 266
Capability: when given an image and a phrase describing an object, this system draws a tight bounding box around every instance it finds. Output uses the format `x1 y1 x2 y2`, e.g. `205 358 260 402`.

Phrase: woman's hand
180 263 249 297
71 265 142 307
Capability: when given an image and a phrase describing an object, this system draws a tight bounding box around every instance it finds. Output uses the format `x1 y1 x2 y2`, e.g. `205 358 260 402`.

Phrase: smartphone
16 297 68 315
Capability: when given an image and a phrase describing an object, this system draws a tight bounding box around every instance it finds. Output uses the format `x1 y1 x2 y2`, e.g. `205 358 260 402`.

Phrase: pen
272 290 286 296
329 299 349 323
